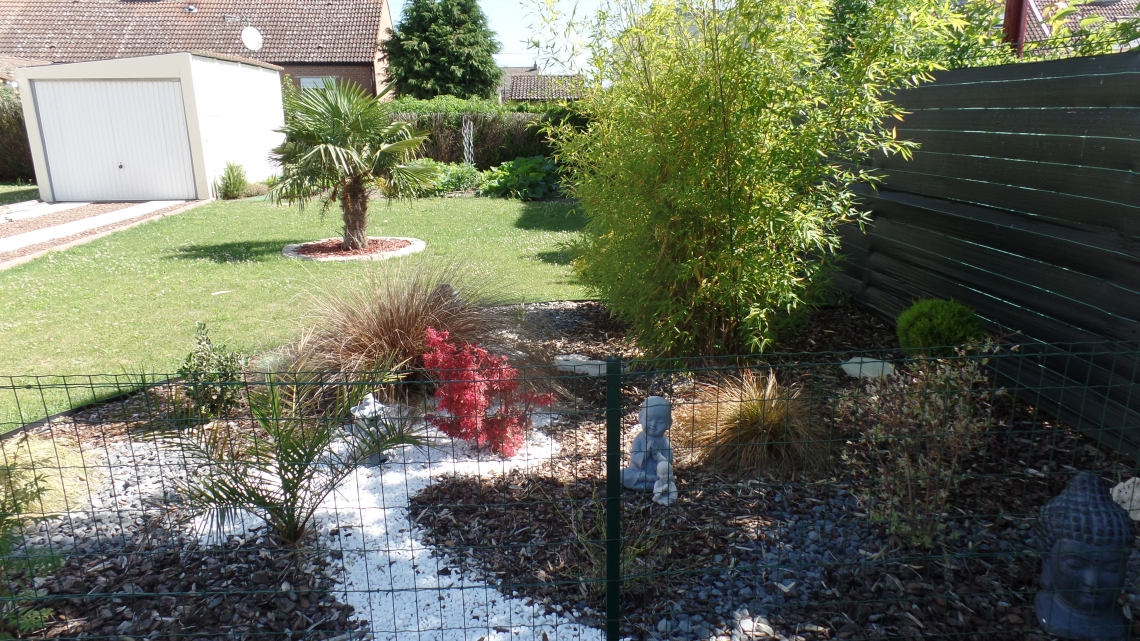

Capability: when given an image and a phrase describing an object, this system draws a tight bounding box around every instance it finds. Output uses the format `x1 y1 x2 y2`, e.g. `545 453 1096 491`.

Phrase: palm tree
271 79 437 250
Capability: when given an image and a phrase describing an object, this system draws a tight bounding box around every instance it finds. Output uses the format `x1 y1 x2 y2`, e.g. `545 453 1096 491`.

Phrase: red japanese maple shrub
423 328 553 457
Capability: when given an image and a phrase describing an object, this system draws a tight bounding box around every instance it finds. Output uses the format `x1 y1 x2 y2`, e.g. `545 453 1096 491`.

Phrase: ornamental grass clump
545 0 950 356
296 258 520 377
681 370 828 477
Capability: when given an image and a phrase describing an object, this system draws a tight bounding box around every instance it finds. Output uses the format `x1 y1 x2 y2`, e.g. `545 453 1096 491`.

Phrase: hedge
0 87 34 180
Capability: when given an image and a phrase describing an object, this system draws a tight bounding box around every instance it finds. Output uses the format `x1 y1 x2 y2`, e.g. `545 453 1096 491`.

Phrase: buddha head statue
1036 471 1134 641
638 396 673 437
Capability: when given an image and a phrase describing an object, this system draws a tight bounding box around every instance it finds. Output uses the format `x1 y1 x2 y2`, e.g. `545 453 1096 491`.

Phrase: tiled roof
505 74 583 101
0 0 386 65
0 55 48 81
1025 0 1140 44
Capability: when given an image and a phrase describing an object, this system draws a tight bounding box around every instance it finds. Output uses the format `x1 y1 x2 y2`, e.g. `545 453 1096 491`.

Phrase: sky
391 0 602 70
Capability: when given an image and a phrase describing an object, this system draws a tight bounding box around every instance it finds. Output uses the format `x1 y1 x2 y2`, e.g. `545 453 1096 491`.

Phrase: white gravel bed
314 419 604 641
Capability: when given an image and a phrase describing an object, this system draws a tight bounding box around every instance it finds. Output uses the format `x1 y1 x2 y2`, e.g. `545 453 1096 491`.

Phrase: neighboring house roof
498 63 540 101
505 74 583 101
1024 0 1140 43
0 0 385 65
0 55 48 81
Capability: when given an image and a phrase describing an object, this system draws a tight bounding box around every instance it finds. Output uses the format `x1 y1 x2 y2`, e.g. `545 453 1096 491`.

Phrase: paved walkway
0 200 184 254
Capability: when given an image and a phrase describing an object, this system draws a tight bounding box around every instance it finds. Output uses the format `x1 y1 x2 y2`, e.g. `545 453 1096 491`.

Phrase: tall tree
381 0 504 99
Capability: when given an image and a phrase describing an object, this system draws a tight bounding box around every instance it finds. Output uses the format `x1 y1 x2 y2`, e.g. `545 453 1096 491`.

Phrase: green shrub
389 112 550 169
545 0 947 356
244 182 269 198
896 299 986 356
214 162 248 200
411 160 483 196
479 156 560 200
178 322 246 418
0 87 33 181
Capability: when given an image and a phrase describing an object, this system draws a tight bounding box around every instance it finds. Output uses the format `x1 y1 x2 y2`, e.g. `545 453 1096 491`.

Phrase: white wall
189 55 285 190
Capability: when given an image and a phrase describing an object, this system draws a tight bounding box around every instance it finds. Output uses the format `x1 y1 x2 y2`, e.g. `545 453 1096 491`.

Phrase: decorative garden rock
622 396 675 492
840 356 895 379
349 393 389 466
1110 477 1140 521
1036 471 1133 641
554 354 607 377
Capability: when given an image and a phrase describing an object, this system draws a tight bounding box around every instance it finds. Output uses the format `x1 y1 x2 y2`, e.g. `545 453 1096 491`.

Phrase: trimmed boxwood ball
896 299 985 356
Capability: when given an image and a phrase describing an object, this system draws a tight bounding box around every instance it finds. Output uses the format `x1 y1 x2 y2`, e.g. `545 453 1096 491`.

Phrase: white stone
350 393 387 421
554 354 607 377
1112 477 1140 520
841 357 895 379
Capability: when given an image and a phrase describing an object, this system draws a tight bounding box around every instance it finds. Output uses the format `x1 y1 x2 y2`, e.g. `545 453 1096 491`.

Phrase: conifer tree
381 0 504 99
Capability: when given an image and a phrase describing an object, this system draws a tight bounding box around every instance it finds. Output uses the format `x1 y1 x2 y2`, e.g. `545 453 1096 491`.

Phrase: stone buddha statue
1036 471 1134 641
621 396 675 492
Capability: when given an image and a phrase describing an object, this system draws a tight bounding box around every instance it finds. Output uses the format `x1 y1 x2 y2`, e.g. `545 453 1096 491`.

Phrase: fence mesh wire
2 343 1139 640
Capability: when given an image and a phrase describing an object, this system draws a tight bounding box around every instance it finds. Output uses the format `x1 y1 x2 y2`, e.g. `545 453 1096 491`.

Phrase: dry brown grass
289 258 526 377
678 369 830 477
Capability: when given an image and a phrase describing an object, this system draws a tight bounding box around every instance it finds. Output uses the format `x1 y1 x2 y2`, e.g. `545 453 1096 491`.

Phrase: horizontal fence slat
861 218 1140 340
860 251 1113 345
897 107 1140 142
910 51 1140 87
863 189 1140 288
895 129 1140 171
851 168 1140 239
872 150 1140 207
994 354 1140 462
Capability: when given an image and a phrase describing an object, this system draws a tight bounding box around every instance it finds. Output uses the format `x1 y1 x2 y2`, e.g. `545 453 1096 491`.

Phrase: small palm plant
172 372 424 547
270 79 438 250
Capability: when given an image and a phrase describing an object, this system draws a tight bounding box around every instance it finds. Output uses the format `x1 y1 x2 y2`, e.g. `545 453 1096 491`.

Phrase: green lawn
0 197 586 428
0 181 39 205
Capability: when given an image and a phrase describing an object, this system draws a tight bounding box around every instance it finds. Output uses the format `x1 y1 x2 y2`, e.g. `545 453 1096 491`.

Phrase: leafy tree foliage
548 0 951 356
381 0 504 99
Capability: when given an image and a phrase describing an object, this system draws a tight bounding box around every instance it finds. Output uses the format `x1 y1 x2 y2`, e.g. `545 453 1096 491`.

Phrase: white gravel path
314 423 605 641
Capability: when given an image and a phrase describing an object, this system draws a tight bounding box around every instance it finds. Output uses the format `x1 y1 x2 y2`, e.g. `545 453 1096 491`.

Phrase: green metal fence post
605 356 623 641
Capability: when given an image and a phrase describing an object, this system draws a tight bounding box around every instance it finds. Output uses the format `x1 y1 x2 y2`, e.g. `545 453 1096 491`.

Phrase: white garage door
32 80 197 202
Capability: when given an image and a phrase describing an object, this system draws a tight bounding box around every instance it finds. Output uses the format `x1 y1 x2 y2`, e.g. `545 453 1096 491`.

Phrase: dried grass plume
292 258 521 376
680 369 828 477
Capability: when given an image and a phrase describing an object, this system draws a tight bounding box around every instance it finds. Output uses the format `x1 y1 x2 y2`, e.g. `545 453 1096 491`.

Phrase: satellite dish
241 26 263 51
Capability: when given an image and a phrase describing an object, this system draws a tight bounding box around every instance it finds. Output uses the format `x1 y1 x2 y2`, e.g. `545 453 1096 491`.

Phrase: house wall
189 55 284 189
279 64 375 94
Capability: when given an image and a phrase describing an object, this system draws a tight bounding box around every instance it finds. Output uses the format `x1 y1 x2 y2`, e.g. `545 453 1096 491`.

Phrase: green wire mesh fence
1 343 1139 640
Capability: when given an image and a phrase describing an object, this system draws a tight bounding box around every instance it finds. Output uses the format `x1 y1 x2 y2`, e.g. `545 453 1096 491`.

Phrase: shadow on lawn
514 201 587 232
169 240 305 263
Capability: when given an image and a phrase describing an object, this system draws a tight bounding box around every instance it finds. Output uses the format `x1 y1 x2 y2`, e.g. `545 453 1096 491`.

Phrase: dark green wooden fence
835 51 1140 459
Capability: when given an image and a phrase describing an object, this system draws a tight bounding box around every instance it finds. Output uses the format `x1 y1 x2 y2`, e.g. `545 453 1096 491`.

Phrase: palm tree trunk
341 180 369 250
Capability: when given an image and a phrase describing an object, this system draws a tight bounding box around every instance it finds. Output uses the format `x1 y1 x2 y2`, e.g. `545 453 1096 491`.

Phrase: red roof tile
505 74 582 101
0 0 386 65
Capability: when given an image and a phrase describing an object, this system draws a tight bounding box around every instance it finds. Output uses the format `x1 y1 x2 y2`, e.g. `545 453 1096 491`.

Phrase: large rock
1112 477 1140 520
841 356 895 379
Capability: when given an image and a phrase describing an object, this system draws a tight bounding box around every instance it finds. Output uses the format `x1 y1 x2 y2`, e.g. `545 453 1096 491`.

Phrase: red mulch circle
293 237 412 258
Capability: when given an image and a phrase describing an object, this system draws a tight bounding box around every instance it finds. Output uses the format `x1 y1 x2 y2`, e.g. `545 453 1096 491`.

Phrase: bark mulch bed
34 524 362 641
292 238 412 258
406 306 1140 640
